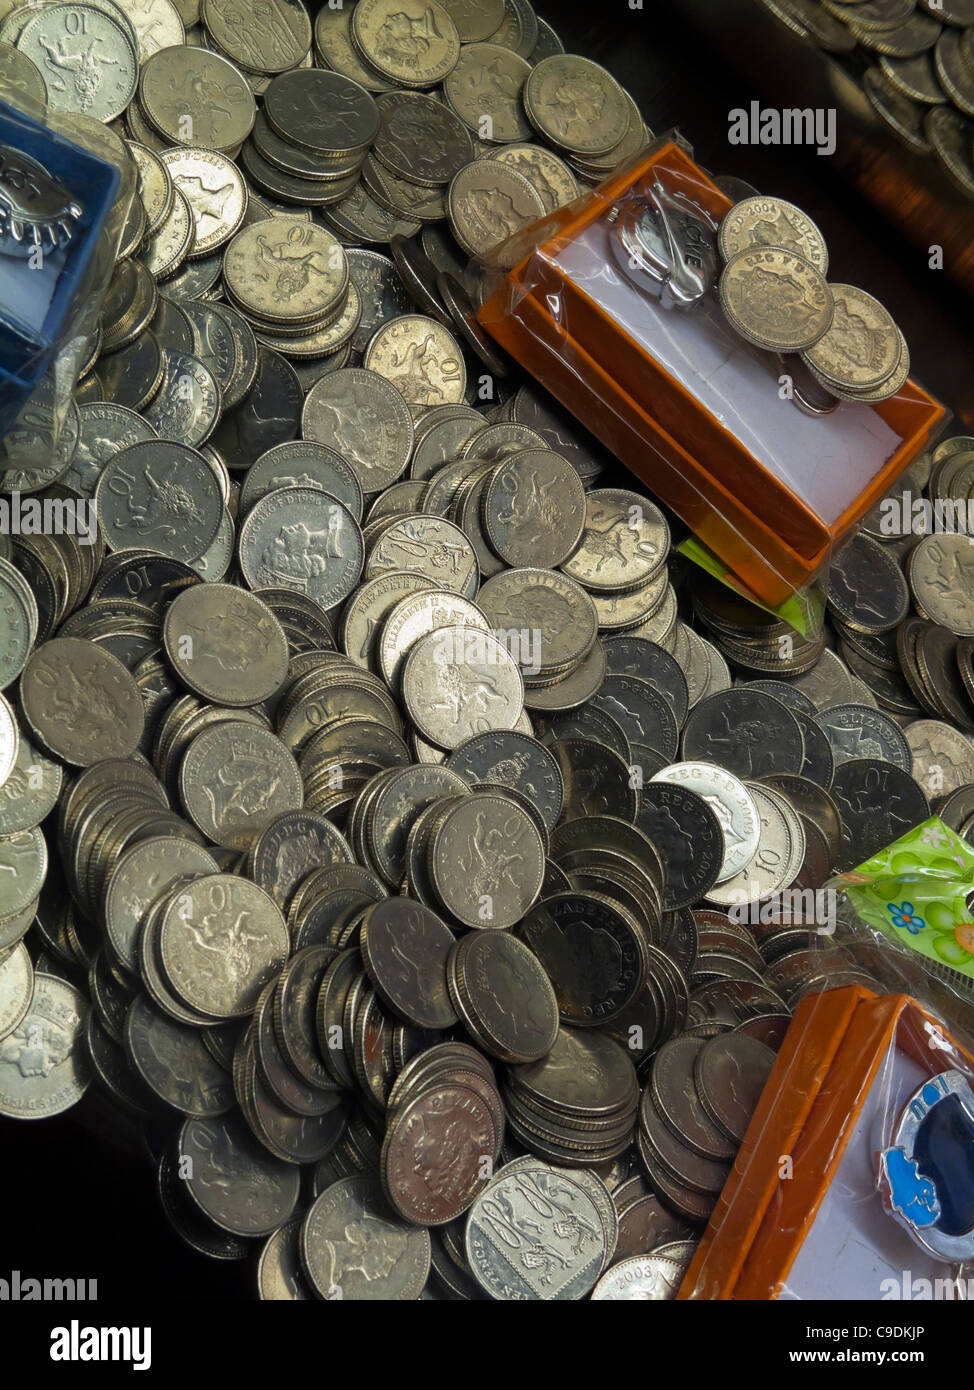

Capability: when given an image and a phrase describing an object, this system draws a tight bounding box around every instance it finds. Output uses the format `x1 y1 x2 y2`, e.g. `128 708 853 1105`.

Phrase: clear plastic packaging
830 816 974 1027
681 981 974 1300
680 816 974 1300
478 132 946 617
0 95 135 482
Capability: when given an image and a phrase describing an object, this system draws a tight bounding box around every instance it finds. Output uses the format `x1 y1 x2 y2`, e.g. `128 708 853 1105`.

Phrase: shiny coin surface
482 449 586 569
375 88 474 183
240 440 364 518
0 696 18 790
490 143 579 213
719 195 828 273
650 1035 736 1162
829 532 909 634
448 160 545 269
815 702 911 770
909 534 974 635
67 402 158 497
364 314 466 411
239 486 364 612
95 440 223 562
0 38 47 106
378 588 488 688
201 0 311 74
257 1218 312 1300
346 248 412 354
160 875 289 1018
591 1251 692 1300
0 943 33 1042
465 1162 607 1299
445 730 563 832
179 722 303 849
430 793 545 928
0 829 47 920
561 488 669 592
905 719 974 797
719 247 833 352
438 0 504 42
302 1174 430 1298
159 147 247 258
224 218 347 326
0 736 61 836
402 625 523 749
142 351 221 449
801 284 901 392
302 368 414 493
368 515 479 596
18 5 137 121
444 42 533 142
352 0 460 88
523 55 629 156
0 974 90 1118
829 758 929 869
104 835 218 975
548 737 638 822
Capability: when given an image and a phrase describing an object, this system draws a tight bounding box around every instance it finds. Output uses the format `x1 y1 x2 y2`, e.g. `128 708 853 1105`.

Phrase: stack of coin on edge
638 1033 775 1227
756 0 974 201
717 193 910 407
0 0 967 1305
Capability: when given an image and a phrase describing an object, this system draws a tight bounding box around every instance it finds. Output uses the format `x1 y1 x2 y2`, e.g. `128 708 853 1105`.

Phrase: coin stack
756 0 974 201
503 1027 641 1166
690 569 827 675
247 71 378 210
717 194 910 405
638 1032 776 1225
0 0 971 1304
522 53 651 186
224 217 359 361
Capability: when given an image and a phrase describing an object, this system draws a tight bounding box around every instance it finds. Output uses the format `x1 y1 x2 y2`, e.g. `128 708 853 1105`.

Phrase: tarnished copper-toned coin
382 1082 495 1224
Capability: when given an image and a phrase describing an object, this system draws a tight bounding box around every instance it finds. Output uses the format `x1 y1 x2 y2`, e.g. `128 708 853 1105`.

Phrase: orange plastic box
479 140 947 611
679 987 974 1300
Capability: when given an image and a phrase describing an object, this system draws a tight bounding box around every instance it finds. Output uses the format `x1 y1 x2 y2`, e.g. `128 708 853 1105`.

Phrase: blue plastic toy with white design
0 98 118 446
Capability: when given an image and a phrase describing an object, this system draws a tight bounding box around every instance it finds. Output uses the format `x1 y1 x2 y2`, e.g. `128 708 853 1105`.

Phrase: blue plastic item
0 98 119 442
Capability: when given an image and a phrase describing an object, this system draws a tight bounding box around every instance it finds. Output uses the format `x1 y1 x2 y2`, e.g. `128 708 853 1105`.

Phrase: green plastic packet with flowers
830 817 974 983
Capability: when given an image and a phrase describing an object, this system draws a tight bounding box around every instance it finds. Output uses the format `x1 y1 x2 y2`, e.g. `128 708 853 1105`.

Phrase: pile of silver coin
756 0 974 202
0 0 973 1303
